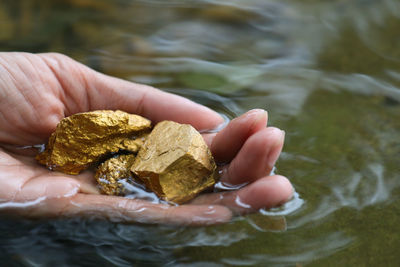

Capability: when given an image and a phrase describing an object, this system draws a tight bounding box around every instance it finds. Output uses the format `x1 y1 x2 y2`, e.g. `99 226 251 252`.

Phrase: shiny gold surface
36 110 151 174
131 121 216 204
95 154 137 196
118 132 149 153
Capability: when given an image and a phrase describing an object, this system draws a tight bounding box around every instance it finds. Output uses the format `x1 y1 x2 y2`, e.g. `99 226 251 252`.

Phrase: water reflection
323 73 400 102
220 232 352 266
0 197 46 208
260 191 304 216
246 215 287 232
333 163 390 208
0 219 177 266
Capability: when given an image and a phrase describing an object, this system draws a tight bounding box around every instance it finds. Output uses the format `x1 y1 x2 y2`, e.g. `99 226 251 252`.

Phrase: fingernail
255 110 268 127
244 109 268 129
244 109 266 118
266 128 285 169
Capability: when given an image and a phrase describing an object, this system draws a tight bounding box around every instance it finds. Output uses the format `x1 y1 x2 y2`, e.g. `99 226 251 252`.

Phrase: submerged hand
0 52 293 225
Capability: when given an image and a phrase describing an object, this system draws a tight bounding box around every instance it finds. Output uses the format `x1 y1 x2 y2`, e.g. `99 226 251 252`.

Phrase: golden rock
117 132 149 153
131 120 216 204
95 154 137 196
36 110 151 175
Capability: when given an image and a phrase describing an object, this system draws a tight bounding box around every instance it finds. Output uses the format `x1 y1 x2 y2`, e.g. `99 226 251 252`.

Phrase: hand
0 52 293 225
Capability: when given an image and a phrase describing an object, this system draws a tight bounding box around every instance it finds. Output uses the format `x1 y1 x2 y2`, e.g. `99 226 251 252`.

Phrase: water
1 0 400 266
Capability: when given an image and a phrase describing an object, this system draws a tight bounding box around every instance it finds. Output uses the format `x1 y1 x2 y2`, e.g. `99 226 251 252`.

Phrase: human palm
0 52 292 225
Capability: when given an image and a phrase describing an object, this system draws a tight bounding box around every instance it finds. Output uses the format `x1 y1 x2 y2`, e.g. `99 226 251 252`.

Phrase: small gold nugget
131 121 216 204
36 110 151 174
95 154 137 196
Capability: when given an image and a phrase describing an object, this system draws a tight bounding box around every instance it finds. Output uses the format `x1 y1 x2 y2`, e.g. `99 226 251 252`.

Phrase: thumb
40 52 223 131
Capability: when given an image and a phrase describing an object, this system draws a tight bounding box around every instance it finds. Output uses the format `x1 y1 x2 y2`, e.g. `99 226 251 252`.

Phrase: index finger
92 73 224 131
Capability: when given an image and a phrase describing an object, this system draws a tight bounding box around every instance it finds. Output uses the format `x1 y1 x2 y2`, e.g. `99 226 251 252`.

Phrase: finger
211 109 268 164
13 175 81 201
190 175 293 215
39 53 224 131
202 132 216 147
220 127 285 185
9 194 232 226
92 72 224 131
72 171 101 195
67 194 232 226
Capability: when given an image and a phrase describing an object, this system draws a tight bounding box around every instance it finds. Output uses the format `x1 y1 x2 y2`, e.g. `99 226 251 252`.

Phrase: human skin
0 52 293 226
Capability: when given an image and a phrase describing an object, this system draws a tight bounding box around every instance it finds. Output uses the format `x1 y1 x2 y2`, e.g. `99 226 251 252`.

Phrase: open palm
0 52 292 225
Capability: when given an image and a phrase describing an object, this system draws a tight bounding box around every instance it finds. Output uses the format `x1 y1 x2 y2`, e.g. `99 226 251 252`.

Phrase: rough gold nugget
36 110 151 174
131 121 217 204
95 154 137 196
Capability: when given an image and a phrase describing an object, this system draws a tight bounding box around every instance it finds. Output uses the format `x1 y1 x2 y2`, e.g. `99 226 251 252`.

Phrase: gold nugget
36 110 151 174
95 154 137 196
131 121 216 204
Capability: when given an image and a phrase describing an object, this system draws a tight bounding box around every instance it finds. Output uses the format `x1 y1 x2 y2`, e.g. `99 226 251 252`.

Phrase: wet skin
0 52 293 226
